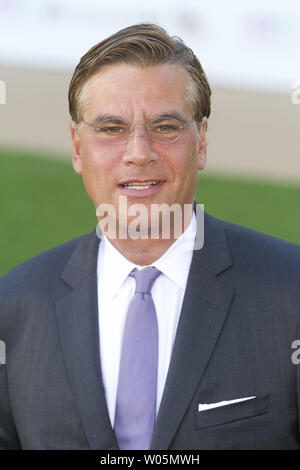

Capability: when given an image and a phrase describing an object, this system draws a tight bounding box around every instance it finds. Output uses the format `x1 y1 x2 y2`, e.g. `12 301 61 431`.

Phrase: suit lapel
55 210 234 450
151 212 234 449
56 232 118 450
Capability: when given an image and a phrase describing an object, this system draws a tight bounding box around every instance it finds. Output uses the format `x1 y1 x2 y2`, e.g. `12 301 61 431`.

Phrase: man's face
70 63 207 234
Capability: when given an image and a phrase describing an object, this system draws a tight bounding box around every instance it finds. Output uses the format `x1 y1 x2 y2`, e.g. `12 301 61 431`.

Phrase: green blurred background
1 147 300 278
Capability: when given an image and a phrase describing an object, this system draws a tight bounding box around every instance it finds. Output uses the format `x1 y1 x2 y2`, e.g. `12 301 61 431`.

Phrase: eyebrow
90 110 189 125
152 111 188 123
90 114 126 125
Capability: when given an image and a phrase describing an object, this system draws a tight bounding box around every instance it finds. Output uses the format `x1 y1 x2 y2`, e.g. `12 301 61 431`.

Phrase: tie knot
130 267 161 294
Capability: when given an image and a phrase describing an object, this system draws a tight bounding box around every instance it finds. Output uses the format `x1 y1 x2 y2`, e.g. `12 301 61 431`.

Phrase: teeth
123 181 159 189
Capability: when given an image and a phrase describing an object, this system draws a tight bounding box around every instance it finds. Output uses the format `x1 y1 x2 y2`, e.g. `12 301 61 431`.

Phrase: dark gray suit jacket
1 212 300 450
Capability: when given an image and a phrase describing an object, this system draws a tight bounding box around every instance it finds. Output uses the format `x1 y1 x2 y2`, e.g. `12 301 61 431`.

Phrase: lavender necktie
114 266 161 450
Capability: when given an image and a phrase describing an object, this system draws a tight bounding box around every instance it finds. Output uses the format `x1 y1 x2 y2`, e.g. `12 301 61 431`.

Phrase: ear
70 121 82 175
197 117 207 171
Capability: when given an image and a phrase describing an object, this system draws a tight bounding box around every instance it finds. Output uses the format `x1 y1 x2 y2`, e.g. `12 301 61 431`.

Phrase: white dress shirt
97 213 196 427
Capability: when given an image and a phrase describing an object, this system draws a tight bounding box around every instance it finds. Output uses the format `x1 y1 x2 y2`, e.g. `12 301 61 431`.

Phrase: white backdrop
0 0 300 91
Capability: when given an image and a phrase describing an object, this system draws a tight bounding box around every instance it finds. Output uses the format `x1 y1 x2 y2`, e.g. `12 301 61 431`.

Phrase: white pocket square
198 396 256 412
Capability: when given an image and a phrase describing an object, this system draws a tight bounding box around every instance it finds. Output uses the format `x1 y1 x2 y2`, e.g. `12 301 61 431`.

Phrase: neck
102 210 194 265
105 236 177 266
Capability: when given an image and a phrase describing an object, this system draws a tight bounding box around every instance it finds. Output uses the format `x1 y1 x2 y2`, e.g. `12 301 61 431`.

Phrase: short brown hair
68 23 211 124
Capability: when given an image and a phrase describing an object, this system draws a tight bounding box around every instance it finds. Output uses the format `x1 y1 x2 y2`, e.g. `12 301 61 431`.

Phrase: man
1 23 300 450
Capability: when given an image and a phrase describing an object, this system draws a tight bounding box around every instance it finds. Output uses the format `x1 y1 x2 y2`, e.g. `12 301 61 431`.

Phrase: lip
117 180 165 197
118 179 162 185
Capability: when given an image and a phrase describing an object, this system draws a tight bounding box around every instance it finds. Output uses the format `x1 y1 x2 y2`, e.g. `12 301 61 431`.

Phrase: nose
122 123 159 166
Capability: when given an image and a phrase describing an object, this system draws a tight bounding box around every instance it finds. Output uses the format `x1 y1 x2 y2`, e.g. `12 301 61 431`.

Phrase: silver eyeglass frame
80 118 195 145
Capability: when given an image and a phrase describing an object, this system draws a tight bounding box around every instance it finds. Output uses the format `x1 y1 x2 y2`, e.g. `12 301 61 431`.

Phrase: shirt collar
153 212 196 289
97 212 196 303
97 235 137 305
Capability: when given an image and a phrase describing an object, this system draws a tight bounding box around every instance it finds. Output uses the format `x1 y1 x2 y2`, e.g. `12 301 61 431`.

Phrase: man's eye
153 124 180 133
96 126 126 135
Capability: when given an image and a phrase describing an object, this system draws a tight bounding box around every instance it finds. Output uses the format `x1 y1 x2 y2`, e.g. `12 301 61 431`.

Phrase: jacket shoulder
0 231 96 293
205 213 300 273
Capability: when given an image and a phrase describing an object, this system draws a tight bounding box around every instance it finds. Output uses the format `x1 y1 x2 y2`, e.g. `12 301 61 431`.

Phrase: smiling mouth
120 181 160 190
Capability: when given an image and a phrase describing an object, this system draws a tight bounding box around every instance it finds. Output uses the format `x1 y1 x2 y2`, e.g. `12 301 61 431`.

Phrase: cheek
170 140 199 181
79 143 118 205
80 140 117 174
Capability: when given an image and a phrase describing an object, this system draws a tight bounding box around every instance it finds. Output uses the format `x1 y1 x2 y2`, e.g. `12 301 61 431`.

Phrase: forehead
82 63 193 119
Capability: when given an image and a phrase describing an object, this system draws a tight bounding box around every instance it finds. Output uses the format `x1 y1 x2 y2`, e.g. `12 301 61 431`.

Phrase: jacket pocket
194 395 269 430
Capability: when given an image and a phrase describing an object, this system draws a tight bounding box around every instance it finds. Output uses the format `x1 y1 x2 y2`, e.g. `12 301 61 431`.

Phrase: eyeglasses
81 117 194 145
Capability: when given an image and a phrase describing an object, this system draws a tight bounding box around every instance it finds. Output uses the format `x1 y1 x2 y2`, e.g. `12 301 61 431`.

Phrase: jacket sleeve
0 364 21 449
